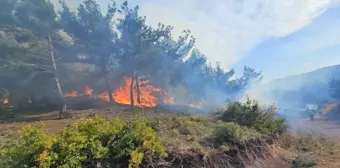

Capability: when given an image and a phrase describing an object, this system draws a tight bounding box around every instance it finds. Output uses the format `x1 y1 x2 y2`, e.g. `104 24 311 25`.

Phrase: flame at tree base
65 77 174 108
64 91 77 97
3 98 8 104
98 77 174 107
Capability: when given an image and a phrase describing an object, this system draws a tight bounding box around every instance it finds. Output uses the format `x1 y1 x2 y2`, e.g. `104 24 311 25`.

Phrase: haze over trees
329 77 340 100
0 0 262 114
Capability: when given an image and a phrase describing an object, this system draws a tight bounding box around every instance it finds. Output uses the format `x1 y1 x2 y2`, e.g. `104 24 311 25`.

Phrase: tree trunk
130 72 135 110
104 72 114 103
48 34 66 119
136 74 141 104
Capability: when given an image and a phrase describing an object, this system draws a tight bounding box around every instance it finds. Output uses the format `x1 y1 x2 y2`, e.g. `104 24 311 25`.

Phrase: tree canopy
0 0 262 112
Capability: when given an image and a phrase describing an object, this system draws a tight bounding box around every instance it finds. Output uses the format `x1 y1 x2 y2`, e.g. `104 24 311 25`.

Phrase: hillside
255 64 340 109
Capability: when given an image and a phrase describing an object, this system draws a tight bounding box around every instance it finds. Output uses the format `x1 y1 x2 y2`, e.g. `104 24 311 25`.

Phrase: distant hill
253 64 340 109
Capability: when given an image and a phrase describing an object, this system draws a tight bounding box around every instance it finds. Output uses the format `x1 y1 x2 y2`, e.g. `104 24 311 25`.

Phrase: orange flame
97 77 174 107
188 104 201 109
65 77 174 107
64 91 78 97
3 98 8 104
84 86 93 96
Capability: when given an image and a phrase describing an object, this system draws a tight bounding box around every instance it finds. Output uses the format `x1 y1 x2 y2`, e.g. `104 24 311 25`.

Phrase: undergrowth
278 130 339 168
217 98 288 135
0 117 166 168
0 99 289 168
214 121 260 143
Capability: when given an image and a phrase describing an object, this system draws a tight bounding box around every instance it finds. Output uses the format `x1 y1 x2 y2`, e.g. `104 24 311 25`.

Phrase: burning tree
117 2 174 109
0 0 263 114
59 0 118 103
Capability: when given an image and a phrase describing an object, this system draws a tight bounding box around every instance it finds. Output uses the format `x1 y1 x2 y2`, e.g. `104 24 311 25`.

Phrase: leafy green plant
217 99 287 135
0 124 52 168
108 120 167 168
46 117 125 167
214 121 259 143
0 117 167 168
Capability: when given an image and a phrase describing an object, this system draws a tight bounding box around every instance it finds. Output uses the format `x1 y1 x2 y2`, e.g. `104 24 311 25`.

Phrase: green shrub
47 117 125 167
217 99 287 135
0 124 51 168
0 117 167 168
108 120 167 167
214 121 259 143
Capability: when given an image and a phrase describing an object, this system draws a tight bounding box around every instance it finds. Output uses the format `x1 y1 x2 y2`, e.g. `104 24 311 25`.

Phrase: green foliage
0 124 50 168
214 121 259 143
109 120 167 167
217 99 288 135
0 117 167 168
14 0 58 36
46 117 124 167
0 0 262 108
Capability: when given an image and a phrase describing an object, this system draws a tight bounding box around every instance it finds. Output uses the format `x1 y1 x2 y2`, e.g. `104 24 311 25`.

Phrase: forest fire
84 87 93 96
188 104 201 109
64 91 78 97
3 98 8 104
64 77 175 108
98 77 174 107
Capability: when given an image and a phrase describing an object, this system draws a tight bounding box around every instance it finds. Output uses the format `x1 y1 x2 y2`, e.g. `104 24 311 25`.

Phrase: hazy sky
54 0 340 82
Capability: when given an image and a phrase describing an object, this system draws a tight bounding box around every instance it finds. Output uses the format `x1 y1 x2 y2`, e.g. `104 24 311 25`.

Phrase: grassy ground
1 105 340 168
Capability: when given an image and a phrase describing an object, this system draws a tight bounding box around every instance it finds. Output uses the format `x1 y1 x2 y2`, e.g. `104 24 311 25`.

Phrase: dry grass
276 131 340 168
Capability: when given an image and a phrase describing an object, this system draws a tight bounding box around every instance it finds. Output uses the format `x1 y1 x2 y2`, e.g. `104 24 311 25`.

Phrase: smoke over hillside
245 64 340 125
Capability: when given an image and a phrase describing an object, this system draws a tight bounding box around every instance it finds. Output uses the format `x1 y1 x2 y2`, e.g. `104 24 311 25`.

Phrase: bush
0 124 51 168
217 99 287 135
214 121 259 143
0 117 167 168
108 120 167 167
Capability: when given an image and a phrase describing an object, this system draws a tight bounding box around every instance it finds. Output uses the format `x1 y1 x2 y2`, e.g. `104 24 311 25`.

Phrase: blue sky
234 3 340 82
54 0 340 82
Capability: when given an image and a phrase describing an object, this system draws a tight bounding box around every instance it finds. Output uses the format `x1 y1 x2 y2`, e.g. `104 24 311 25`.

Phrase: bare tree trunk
130 72 135 110
48 34 66 119
103 72 114 103
136 74 141 104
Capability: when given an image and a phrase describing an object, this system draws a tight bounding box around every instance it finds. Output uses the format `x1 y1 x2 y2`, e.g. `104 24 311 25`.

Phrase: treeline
0 0 262 116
